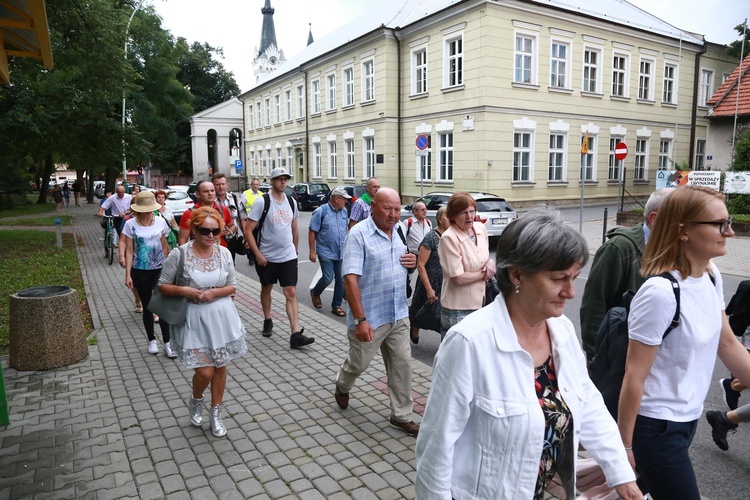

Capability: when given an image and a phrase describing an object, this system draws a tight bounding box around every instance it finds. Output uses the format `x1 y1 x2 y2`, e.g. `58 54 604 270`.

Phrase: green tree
727 22 750 59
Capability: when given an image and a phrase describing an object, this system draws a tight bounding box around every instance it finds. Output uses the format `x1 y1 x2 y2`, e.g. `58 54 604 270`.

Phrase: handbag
484 276 500 307
227 234 248 256
150 246 188 325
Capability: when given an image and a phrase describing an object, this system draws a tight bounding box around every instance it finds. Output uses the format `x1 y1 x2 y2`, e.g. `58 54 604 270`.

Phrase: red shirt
179 202 233 247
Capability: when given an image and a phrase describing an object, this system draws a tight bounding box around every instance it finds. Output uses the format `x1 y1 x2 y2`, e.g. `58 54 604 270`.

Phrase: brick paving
1 203 748 499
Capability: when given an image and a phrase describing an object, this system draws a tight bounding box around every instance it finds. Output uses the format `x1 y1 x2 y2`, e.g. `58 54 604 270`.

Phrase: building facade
239 0 738 205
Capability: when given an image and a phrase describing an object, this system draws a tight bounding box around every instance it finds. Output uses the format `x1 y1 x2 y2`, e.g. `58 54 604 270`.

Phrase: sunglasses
685 217 733 235
196 227 221 236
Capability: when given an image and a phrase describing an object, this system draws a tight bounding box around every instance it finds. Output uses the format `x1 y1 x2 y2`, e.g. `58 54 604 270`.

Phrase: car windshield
476 199 514 213
168 192 187 200
309 184 329 193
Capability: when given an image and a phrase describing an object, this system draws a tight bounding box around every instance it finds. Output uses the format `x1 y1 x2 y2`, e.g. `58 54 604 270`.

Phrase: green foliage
727 22 750 59
732 125 750 171
727 194 750 215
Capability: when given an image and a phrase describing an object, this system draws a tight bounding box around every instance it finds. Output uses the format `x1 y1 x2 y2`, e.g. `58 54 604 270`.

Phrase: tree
727 21 750 59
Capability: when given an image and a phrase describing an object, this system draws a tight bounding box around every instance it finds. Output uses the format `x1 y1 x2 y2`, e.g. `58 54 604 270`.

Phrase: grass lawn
0 231 93 355
0 215 71 226
0 201 56 219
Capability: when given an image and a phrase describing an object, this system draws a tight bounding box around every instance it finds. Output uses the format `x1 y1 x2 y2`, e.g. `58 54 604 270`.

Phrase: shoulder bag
149 246 188 325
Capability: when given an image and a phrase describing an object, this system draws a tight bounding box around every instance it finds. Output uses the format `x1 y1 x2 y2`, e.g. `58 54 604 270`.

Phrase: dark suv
292 182 330 210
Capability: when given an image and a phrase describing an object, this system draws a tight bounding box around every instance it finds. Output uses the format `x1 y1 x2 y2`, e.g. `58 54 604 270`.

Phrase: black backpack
726 280 750 336
587 272 680 419
248 193 296 265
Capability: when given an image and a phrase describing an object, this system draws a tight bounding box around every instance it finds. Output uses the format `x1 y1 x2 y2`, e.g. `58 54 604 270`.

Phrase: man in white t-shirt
404 201 431 254
245 167 315 349
97 185 132 238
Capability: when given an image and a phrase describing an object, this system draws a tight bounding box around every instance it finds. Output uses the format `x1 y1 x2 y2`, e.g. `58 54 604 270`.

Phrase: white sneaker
148 340 158 354
164 342 177 359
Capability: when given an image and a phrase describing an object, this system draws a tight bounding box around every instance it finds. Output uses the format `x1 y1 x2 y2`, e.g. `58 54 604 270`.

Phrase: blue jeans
312 255 343 308
632 414 699 499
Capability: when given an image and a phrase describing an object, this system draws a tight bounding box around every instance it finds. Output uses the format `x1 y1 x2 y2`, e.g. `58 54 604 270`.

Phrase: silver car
401 192 517 238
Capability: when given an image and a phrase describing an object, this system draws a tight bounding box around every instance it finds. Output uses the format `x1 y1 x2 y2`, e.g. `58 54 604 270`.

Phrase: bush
727 194 750 215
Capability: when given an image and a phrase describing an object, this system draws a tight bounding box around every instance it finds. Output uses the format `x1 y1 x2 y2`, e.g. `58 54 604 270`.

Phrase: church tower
252 0 286 82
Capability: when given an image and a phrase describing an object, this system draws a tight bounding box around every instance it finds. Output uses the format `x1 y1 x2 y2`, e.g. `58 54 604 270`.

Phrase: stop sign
615 142 628 161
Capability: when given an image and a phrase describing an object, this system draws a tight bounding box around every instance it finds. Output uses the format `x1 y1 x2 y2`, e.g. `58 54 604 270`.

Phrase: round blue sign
416 135 429 150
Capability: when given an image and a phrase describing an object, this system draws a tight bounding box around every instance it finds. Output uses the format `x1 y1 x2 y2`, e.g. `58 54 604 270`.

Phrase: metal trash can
9 286 88 371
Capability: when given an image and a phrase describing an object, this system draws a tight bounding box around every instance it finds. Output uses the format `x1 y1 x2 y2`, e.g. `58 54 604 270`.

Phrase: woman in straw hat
123 190 176 358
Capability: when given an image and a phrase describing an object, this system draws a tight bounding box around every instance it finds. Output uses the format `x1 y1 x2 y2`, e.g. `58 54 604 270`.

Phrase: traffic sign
234 159 243 173
416 134 429 150
614 142 628 161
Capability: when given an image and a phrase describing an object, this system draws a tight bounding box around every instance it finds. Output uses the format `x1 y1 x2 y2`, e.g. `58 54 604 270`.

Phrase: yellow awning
0 0 53 84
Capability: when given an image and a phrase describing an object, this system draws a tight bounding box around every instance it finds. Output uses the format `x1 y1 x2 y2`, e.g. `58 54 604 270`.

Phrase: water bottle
742 326 750 350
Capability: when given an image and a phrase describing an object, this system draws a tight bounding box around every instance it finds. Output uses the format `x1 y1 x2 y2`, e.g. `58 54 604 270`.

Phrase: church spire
258 0 278 58
307 22 314 46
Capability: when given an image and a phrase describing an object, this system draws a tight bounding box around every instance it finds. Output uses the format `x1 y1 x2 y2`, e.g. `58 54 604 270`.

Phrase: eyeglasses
686 217 733 234
196 227 221 236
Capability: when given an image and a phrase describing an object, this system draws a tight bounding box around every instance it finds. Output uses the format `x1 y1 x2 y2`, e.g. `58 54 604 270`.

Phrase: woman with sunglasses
618 185 750 498
157 206 247 438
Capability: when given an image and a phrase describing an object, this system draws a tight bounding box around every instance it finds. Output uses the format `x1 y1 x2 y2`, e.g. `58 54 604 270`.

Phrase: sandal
331 307 346 317
135 304 143 313
310 290 322 309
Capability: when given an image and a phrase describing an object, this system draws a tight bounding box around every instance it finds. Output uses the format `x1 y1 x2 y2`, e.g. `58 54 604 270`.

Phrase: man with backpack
245 167 315 349
212 172 247 262
581 188 674 360
404 201 431 254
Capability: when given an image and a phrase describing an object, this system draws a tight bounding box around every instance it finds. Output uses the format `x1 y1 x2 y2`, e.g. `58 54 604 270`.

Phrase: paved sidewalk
1 203 747 499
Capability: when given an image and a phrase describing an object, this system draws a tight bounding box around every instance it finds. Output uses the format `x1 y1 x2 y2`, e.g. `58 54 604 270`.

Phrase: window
362 59 374 102
514 35 534 84
312 80 320 114
699 69 713 106
548 133 565 181
438 133 453 181
275 147 281 169
327 74 336 111
695 140 706 170
343 68 354 106
345 140 355 179
249 151 256 175
264 98 271 126
663 63 676 103
418 135 432 181
583 48 600 93
638 59 653 100
296 85 304 118
256 102 262 129
413 48 428 95
550 42 568 88
608 138 624 180
285 90 292 121
313 143 322 178
445 36 463 87
612 54 628 97
364 137 375 178
513 132 532 181
274 95 280 124
328 141 337 178
261 150 268 176
582 134 595 181
658 140 671 170
287 146 294 169
634 139 648 180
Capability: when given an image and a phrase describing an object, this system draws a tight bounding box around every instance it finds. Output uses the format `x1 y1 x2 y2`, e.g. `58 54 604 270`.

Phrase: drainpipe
303 68 310 182
689 37 708 168
390 27 403 196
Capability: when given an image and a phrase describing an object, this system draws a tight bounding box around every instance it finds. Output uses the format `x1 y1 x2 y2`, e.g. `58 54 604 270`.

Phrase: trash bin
9 286 88 371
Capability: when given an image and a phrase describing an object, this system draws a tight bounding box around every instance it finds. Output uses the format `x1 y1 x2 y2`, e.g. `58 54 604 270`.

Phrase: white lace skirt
171 296 247 368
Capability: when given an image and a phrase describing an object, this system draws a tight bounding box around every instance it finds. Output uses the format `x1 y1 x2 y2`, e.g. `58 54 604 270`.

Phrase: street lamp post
122 0 146 183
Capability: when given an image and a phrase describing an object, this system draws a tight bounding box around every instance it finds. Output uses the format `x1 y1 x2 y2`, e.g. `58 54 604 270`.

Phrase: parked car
166 184 190 194
165 190 194 221
292 182 330 210
323 184 367 212
93 181 106 198
401 192 518 238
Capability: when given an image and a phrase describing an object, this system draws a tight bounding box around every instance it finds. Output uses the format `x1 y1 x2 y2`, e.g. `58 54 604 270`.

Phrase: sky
150 0 747 93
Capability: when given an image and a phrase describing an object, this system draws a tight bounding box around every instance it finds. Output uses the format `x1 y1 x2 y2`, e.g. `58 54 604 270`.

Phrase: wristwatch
353 317 367 326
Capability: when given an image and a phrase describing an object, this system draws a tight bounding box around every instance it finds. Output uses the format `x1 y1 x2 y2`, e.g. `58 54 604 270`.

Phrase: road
234 203 750 499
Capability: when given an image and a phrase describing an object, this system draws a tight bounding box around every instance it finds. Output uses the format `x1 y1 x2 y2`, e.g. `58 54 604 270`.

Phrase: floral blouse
534 355 572 499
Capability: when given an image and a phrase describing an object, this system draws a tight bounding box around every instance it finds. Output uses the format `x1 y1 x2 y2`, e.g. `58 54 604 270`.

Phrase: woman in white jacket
416 208 640 500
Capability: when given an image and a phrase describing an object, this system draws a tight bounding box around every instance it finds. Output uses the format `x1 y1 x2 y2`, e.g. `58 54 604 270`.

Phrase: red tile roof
707 53 750 117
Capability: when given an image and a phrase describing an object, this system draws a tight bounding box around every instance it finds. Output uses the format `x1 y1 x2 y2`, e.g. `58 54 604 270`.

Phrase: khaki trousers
335 319 414 422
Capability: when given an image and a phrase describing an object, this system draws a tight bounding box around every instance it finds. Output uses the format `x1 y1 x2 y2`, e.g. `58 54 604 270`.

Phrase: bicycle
101 215 116 265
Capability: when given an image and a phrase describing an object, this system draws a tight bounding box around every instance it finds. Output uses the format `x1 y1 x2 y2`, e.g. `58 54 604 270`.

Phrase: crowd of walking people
88 176 750 499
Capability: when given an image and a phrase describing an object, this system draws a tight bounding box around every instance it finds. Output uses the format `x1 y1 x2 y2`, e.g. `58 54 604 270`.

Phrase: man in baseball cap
270 167 292 180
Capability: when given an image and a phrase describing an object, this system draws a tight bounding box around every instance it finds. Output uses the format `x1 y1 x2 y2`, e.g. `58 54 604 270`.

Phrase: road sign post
614 143 628 213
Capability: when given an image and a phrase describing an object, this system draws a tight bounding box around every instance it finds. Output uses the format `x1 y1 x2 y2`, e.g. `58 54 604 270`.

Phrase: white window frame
583 47 601 94
550 40 570 89
582 134 596 181
296 84 305 118
662 63 677 104
313 142 322 179
285 90 292 121
328 141 337 178
611 53 629 97
638 58 654 101
256 102 262 129
417 135 432 182
260 150 268 176
343 67 354 107
274 94 280 124
361 59 374 102
514 33 536 84
437 133 453 181
695 140 706 170
345 140 355 179
634 138 648 180
275 147 282 169
264 98 271 126
658 139 671 170
363 137 375 178
699 69 713 106
249 151 256 175
548 133 566 181
287 146 294 169
412 47 428 95
312 79 320 114
513 131 533 182
443 34 463 88
326 74 336 111
608 137 624 181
